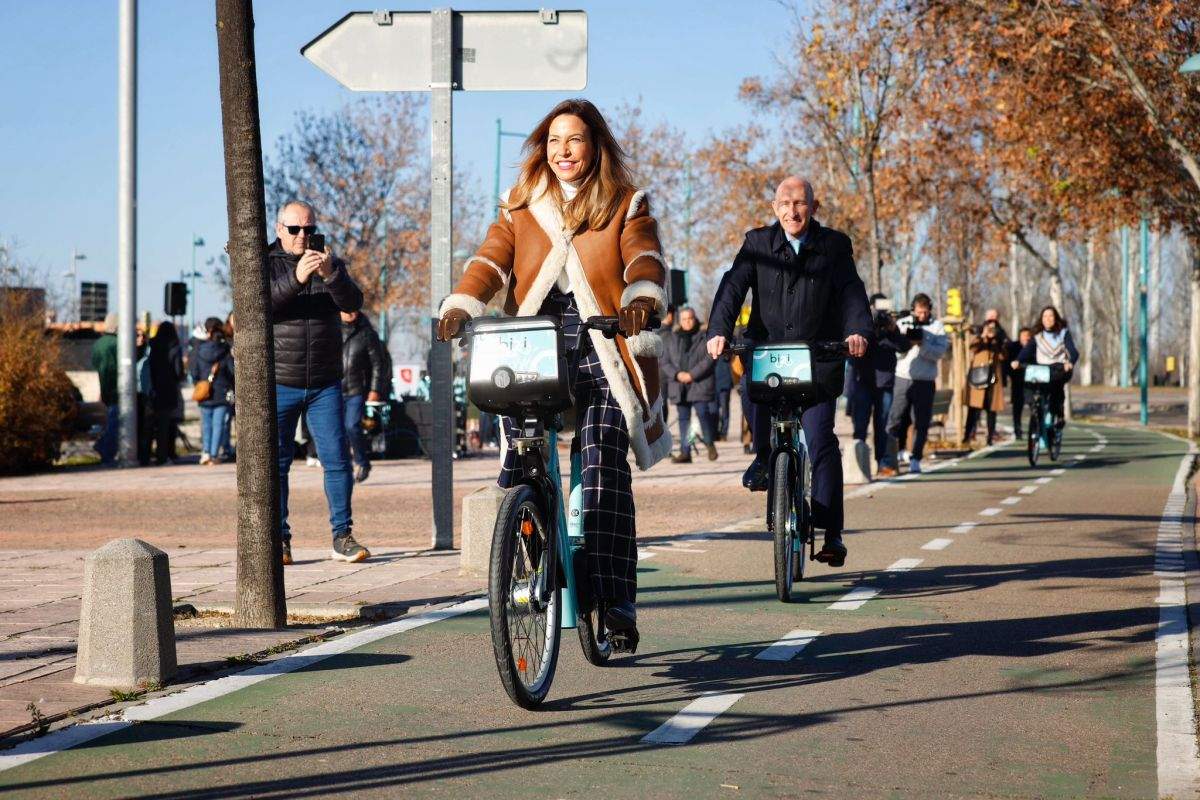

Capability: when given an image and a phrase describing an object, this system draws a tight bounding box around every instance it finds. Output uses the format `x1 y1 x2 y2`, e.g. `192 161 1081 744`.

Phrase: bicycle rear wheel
489 485 561 709
772 450 798 602
1049 418 1063 461
1026 405 1041 467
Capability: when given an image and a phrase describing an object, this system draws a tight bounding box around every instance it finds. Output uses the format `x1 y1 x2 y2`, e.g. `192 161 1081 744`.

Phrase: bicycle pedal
608 629 639 654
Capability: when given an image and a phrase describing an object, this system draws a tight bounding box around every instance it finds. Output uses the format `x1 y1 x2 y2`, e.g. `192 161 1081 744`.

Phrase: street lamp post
1139 216 1150 425
68 249 87 322
190 235 205 332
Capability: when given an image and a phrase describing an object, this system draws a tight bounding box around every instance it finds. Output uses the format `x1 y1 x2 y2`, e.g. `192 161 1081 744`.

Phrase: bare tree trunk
1190 237 1200 438
1081 235 1096 386
865 169 883 294
216 0 286 628
1008 235 1019 332
1048 238 1063 311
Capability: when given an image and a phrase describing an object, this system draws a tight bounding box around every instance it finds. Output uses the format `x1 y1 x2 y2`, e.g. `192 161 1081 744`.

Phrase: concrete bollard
843 439 873 485
461 485 507 577
74 538 177 689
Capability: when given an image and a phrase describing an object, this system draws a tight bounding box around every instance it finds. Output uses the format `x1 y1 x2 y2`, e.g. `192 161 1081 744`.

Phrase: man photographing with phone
269 200 371 566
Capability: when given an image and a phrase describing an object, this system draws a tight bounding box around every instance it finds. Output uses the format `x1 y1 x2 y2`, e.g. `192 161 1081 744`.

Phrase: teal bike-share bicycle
458 313 654 709
1024 363 1066 467
731 339 849 603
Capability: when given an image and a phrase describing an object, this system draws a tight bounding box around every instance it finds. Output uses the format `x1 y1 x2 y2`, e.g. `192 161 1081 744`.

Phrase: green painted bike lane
0 425 1189 799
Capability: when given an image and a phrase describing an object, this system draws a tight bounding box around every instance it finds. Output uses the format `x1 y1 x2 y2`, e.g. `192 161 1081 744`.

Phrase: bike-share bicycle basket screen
1024 364 1056 384
748 343 814 402
466 316 572 416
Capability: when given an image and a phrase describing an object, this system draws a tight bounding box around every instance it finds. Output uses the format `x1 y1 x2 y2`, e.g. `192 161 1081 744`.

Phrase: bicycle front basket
466 316 572 416
748 343 815 403
1024 364 1053 384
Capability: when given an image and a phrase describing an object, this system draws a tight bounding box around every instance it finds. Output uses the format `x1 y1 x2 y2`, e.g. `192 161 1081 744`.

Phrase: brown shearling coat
440 182 672 469
966 338 1006 412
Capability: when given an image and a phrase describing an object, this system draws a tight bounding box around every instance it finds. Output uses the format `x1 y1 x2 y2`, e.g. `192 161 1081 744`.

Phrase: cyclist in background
1016 305 1079 430
435 98 670 635
706 176 871 567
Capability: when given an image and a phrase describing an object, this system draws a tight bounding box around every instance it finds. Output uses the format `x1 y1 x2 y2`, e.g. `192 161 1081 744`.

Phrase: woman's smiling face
546 114 593 183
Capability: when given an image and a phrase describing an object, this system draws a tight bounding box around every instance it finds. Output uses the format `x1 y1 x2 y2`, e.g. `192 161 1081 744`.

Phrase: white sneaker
909 458 922 474
199 453 212 465
306 456 319 468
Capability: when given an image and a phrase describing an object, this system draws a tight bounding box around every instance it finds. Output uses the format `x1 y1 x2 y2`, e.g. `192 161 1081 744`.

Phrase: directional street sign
304 9 588 550
302 10 587 92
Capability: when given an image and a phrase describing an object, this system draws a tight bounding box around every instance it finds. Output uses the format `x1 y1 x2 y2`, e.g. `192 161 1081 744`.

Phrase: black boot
742 458 769 491
815 534 847 568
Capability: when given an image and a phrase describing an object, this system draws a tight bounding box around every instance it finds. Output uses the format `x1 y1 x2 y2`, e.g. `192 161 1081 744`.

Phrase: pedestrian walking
1005 326 1032 438
882 293 949 475
90 313 120 466
661 306 718 463
149 320 185 465
270 200 370 566
436 98 671 637
849 293 908 478
340 309 386 483
189 317 235 465
706 176 872 566
964 319 1005 446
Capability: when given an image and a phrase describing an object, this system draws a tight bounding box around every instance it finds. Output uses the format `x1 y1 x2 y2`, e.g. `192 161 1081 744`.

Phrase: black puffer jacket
268 240 364 389
341 315 386 397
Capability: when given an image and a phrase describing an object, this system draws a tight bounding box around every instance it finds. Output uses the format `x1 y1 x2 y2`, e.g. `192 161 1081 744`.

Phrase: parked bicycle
730 339 850 602
456 313 657 709
1024 363 1066 467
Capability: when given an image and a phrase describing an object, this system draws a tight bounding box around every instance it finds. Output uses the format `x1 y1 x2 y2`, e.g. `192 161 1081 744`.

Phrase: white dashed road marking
1018 485 1040 495
921 539 952 551
755 629 821 662
1001 497 1021 506
979 507 1002 516
828 587 880 611
887 558 923 572
641 693 746 745
1035 477 1053 484
1050 468 1065 475
950 522 978 534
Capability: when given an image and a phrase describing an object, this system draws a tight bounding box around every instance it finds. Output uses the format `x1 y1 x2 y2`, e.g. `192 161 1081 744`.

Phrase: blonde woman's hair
507 98 635 232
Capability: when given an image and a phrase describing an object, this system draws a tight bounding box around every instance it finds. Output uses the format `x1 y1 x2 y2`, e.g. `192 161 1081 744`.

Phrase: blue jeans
850 383 894 467
95 405 120 464
675 401 716 457
200 404 231 458
342 393 370 468
276 382 353 542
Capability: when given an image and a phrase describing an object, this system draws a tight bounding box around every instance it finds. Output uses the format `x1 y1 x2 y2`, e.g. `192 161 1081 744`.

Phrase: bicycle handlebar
724 339 851 359
454 315 661 342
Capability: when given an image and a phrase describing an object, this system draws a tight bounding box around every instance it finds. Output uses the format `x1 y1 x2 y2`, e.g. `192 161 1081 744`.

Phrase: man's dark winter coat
341 314 386 398
268 239 364 389
661 325 716 404
707 220 873 401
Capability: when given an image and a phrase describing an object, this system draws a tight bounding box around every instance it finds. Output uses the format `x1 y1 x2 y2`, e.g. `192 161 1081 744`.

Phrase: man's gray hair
276 200 316 224
103 312 119 334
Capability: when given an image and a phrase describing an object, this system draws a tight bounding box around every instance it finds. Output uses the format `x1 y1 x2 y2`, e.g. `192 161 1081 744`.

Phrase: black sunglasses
283 224 317 235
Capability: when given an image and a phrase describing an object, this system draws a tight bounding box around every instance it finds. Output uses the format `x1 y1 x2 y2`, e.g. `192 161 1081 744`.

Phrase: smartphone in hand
308 233 326 252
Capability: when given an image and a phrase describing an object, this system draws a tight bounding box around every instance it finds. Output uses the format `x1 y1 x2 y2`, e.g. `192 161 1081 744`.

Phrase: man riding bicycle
706 177 871 567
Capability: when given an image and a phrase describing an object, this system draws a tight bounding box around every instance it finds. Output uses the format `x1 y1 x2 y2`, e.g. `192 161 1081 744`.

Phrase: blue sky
1 0 800 325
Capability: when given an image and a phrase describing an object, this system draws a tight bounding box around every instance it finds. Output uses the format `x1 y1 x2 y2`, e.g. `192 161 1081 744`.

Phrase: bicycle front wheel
772 450 798 602
1026 407 1041 467
577 604 613 666
489 485 561 709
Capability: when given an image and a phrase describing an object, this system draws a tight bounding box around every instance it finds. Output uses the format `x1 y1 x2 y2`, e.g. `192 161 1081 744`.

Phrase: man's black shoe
355 463 371 483
815 536 847 567
742 459 769 492
604 601 637 632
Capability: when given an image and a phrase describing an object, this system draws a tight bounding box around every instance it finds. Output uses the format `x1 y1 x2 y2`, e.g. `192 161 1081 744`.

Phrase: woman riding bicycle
1016 305 1079 429
435 99 671 636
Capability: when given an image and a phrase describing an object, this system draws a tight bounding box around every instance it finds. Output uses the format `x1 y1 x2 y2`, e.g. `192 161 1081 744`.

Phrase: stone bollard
460 485 507 577
842 439 873 485
74 538 177 689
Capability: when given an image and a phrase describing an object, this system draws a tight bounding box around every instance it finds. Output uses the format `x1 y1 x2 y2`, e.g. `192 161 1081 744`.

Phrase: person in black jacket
706 177 871 567
149 320 185 464
661 306 718 463
847 294 910 478
340 310 386 483
190 317 235 465
269 200 369 566
1005 326 1032 438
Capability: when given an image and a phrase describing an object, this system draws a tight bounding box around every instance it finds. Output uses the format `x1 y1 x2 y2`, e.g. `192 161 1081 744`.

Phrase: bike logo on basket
751 346 813 387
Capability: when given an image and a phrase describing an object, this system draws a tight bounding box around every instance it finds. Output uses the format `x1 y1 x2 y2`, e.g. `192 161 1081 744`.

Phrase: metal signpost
117 0 138 466
303 9 587 550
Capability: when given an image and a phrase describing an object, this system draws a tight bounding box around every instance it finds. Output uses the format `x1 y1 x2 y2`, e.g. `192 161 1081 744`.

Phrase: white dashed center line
1050 468 1066 475
887 558 923 571
827 587 880 610
1001 497 1022 505
1018 485 1040 495
1035 477 1053 484
921 538 952 551
979 507 1002 516
642 693 745 745
755 629 821 662
949 522 978 534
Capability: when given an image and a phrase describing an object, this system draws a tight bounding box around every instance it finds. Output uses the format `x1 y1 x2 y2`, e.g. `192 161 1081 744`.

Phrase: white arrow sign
302 9 587 92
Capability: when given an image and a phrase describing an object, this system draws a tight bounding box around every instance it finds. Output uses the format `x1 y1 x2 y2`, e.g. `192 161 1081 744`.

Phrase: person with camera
848 293 910 478
189 316 235 465
882 293 949 475
340 309 386 484
964 318 1005 446
269 200 370 566
707 176 871 567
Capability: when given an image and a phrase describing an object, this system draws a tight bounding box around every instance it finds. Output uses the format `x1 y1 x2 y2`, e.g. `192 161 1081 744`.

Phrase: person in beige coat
436 98 671 634
964 319 1006 445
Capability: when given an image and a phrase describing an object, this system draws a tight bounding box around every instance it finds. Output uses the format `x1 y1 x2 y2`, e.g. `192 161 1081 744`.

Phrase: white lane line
921 538 952 551
1018 485 1040 495
979 507 1002 516
755 629 821 662
949 522 978 534
1035 477 1054 485
0 596 490 773
828 587 879 610
887 558 923 572
1154 442 1200 797
642 692 745 745
1073 454 1087 461
1050 468 1066 475
1090 445 1104 452
647 545 707 553
638 548 657 561
1001 496 1022 506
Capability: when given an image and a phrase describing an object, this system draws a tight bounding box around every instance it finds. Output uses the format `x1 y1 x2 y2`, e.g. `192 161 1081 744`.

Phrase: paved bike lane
0 425 1190 798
